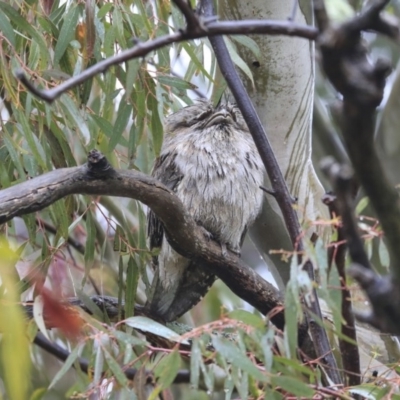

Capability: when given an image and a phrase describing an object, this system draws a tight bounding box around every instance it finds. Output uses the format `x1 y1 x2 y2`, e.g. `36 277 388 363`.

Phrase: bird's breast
170 133 264 247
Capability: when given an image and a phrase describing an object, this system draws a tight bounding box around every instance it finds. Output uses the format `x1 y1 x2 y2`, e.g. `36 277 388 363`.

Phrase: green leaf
109 100 132 152
378 238 390 269
97 3 113 19
153 350 181 390
0 241 31 400
0 2 49 66
30 388 47 400
147 89 163 156
228 309 264 328
212 337 267 382
261 329 275 372
224 36 255 88
125 256 139 318
102 347 129 386
182 41 214 82
2 130 26 180
14 107 47 170
348 384 397 399
0 12 16 48
284 270 300 358
190 338 201 389
124 317 190 345
50 199 70 241
126 59 140 99
231 35 261 59
325 0 355 22
93 344 104 385
272 376 314 398
59 94 91 143
113 330 147 347
91 114 114 141
157 75 197 91
112 7 127 49
49 342 85 389
83 210 96 284
54 5 80 65
356 196 369 215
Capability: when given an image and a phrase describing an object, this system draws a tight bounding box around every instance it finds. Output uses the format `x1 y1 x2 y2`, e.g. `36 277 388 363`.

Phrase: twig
201 0 342 386
16 20 318 102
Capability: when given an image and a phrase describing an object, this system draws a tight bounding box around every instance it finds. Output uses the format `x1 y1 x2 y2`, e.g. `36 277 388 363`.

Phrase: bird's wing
147 152 183 250
146 151 189 321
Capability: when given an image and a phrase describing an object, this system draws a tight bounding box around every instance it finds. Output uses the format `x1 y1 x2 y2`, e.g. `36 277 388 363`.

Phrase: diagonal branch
0 150 301 338
200 0 341 385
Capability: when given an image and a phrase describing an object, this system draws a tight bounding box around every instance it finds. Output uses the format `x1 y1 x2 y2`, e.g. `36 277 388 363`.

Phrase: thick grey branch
0 151 290 334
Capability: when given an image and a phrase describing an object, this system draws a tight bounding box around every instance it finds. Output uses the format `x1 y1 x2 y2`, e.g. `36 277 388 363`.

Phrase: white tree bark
218 0 328 288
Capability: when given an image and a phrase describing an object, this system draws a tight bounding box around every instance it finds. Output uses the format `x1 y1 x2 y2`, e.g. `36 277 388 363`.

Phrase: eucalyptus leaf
54 5 80 65
212 337 267 382
124 316 190 345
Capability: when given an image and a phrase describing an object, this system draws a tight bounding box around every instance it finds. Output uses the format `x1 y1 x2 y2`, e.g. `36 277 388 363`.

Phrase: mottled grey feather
145 100 264 322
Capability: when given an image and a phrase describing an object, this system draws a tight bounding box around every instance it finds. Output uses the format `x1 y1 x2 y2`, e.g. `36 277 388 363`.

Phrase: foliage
1 0 400 399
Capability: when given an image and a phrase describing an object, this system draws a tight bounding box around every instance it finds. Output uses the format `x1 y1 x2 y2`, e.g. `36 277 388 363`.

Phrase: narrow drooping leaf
125 256 139 318
272 376 314 398
103 347 129 386
109 100 132 152
125 317 190 345
54 5 80 65
83 209 96 284
153 350 181 390
0 12 16 48
212 337 267 382
49 342 85 389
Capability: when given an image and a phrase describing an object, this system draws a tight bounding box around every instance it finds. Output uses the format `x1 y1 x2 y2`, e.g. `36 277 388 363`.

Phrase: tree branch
201 0 341 385
322 159 400 335
15 19 317 103
314 0 400 334
0 150 297 336
322 191 360 386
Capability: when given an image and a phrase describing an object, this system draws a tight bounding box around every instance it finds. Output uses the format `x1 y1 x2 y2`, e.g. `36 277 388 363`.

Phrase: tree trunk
218 0 328 288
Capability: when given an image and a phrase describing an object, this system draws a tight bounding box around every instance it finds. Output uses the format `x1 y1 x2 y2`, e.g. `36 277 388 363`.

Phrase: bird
145 99 264 322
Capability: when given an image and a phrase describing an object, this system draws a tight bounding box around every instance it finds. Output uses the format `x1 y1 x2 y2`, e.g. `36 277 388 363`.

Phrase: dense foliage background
1 0 400 399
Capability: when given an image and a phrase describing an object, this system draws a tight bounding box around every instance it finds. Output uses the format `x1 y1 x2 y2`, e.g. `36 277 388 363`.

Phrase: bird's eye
196 107 213 121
